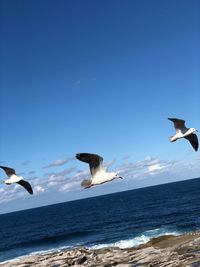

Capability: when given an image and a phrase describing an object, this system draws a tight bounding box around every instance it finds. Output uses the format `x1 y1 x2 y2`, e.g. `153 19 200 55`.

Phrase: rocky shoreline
1 232 200 267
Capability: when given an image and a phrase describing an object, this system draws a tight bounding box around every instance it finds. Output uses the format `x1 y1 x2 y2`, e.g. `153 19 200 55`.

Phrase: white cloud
34 185 45 194
0 184 27 204
1 155 199 206
59 181 80 192
46 167 76 183
105 159 116 169
48 181 58 187
117 156 199 182
43 158 72 169
148 163 165 172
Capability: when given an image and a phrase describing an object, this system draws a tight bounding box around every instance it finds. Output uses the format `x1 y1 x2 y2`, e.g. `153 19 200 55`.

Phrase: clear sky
0 0 200 214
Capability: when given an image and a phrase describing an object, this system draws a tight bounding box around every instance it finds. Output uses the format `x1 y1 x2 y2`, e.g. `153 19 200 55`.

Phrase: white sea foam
29 245 71 256
89 228 181 249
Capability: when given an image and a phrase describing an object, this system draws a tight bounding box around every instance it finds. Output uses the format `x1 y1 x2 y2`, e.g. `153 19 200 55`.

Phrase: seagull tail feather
81 179 92 189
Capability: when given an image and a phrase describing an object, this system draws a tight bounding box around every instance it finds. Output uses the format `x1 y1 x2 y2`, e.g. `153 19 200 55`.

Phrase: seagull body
4 174 22 184
168 118 198 151
0 166 33 194
76 153 123 188
90 170 117 185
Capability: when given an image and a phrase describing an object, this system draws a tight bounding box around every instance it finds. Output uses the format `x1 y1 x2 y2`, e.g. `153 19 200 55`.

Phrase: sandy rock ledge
1 232 200 267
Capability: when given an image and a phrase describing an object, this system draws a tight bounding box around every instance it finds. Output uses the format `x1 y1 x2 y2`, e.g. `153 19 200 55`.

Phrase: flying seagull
168 118 198 151
0 166 33 194
76 153 123 189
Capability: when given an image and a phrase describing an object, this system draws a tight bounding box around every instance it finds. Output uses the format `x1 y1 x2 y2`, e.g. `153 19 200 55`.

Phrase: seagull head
114 173 123 180
191 128 198 133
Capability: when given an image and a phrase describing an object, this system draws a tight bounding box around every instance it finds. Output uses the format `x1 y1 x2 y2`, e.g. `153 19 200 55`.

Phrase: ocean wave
0 230 91 252
28 245 70 256
89 228 181 249
0 228 181 264
0 227 182 264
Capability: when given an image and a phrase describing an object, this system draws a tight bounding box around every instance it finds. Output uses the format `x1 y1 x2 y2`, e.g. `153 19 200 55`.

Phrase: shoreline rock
1 232 200 266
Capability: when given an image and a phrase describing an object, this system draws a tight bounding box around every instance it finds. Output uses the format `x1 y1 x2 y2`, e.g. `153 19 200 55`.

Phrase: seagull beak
118 176 123 179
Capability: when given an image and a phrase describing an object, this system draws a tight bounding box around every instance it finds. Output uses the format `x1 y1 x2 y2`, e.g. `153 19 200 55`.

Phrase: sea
1 177 200 263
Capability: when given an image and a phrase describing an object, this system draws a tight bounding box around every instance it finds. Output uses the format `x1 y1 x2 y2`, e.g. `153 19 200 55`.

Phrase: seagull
168 118 198 151
0 166 33 194
76 153 123 189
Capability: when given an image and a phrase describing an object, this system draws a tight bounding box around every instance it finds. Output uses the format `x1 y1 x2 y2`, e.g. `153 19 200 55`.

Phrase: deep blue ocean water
1 177 200 263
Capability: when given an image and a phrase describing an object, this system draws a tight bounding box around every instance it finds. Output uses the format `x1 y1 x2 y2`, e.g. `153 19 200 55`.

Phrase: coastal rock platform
1 232 200 267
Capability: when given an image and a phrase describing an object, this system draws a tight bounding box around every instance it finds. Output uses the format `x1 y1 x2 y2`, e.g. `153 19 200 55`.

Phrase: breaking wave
89 228 181 249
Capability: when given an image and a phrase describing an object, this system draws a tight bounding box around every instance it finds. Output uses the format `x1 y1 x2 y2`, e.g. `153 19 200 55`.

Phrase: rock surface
1 232 200 267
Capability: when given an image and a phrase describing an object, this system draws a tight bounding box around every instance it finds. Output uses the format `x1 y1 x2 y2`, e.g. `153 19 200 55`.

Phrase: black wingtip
17 180 33 195
76 153 89 159
26 187 33 195
0 165 9 168
29 187 34 194
190 141 198 152
76 153 81 160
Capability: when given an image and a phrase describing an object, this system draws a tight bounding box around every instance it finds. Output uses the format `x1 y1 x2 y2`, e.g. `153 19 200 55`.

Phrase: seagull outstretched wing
17 180 33 195
185 134 199 151
168 118 187 133
76 153 103 177
0 166 16 177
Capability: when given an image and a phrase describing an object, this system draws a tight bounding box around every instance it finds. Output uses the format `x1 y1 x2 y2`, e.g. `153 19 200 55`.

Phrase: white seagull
168 118 198 151
0 166 33 194
76 153 123 189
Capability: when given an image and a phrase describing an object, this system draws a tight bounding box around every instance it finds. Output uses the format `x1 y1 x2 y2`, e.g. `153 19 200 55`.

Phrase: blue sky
0 0 200 214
